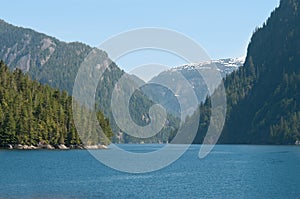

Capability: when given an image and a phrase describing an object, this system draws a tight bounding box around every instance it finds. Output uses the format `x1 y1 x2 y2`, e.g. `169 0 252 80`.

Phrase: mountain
0 20 125 115
141 58 244 117
0 60 113 148
191 0 300 145
0 20 178 143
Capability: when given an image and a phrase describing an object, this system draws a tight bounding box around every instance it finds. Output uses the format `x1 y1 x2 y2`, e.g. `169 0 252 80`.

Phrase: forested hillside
0 61 113 147
0 20 179 143
192 0 300 144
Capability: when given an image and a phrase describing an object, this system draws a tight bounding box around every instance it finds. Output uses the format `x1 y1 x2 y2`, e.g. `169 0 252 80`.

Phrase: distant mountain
190 0 300 145
168 57 244 102
141 58 244 117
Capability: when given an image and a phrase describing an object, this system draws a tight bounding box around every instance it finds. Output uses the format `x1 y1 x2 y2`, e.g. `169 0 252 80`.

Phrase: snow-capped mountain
140 57 245 118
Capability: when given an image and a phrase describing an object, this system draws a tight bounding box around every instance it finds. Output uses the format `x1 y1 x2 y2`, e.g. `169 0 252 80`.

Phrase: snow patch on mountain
171 56 245 76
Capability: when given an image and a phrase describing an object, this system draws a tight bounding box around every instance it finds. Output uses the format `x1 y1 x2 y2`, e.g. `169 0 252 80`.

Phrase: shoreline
0 144 108 150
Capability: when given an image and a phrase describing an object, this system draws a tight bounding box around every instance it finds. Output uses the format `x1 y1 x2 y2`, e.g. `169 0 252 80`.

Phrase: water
1 145 300 198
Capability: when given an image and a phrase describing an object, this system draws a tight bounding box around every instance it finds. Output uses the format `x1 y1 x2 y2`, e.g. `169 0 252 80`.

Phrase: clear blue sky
1 0 279 71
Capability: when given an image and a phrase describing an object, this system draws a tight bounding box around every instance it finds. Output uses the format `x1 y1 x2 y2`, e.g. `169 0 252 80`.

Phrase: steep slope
193 0 300 144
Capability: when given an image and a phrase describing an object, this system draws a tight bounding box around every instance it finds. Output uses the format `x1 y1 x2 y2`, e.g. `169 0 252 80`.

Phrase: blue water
1 145 300 199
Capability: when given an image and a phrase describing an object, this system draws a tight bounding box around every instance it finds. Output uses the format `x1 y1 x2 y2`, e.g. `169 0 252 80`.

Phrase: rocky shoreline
2 143 108 150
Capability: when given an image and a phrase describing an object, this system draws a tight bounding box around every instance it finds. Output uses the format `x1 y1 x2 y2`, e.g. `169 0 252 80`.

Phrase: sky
1 0 280 72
